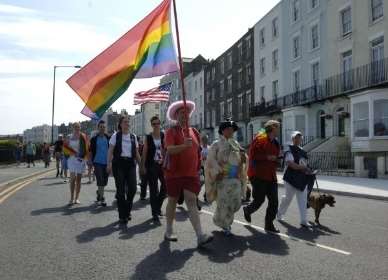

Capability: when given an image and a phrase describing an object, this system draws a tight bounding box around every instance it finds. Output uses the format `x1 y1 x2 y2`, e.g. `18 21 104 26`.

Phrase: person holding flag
163 100 213 248
63 122 89 206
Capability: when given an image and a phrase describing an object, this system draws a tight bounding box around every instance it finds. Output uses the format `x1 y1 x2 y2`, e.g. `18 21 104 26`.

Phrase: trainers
164 232 178 242
74 199 81 205
197 234 214 248
300 222 313 228
243 206 251 223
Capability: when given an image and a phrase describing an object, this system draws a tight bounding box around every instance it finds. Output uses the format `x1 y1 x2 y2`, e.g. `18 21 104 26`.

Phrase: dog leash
314 175 321 194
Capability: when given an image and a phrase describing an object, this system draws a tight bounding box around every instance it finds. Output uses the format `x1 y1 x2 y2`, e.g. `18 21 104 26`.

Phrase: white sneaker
164 232 178 242
300 221 313 228
74 199 81 204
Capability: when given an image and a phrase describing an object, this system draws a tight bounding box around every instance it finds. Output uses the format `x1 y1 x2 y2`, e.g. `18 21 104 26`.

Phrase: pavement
1 173 388 279
277 172 388 201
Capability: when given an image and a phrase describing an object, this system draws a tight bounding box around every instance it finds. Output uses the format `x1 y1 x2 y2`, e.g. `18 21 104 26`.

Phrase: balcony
251 57 388 118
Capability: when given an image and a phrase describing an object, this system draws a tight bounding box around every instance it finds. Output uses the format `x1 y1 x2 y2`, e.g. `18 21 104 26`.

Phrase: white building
249 0 387 178
23 125 58 144
185 69 205 130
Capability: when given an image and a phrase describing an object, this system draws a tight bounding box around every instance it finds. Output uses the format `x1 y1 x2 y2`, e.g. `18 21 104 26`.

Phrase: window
259 28 265 48
200 113 203 128
246 64 252 84
272 80 279 98
227 52 233 69
312 62 320 87
220 80 224 97
238 43 243 63
227 99 233 117
212 88 216 101
212 66 216 80
212 109 216 127
260 57 266 76
342 50 353 89
238 94 243 120
206 110 210 127
200 77 203 89
293 70 300 92
272 18 279 39
246 37 252 58
311 0 319 9
371 36 384 63
272 49 279 71
353 102 369 137
206 71 211 84
220 58 225 75
371 0 383 22
260 86 265 100
246 91 252 115
155 103 159 110
220 102 225 121
238 69 243 89
227 75 232 93
293 36 300 59
374 99 388 136
311 24 319 50
292 0 300 22
341 7 352 37
371 37 384 83
200 95 202 106
206 91 210 103
195 80 198 91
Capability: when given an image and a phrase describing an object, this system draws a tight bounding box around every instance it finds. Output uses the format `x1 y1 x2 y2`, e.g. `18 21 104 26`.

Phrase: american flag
133 82 172 105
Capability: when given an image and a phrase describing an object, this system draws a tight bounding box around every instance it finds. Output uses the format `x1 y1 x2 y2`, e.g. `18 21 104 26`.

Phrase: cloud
0 17 113 54
0 4 36 15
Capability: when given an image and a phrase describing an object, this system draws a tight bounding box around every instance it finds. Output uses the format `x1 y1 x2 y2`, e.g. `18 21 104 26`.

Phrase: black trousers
146 162 166 216
245 177 278 226
112 159 137 220
140 173 148 199
94 163 108 187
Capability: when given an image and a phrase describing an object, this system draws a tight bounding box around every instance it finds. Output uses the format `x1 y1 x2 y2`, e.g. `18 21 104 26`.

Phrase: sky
0 0 280 135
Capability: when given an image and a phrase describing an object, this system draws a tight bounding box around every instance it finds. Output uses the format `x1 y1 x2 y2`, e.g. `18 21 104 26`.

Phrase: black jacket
283 145 308 191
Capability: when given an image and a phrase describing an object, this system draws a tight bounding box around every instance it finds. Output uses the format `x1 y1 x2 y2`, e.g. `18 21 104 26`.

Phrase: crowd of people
34 99 316 248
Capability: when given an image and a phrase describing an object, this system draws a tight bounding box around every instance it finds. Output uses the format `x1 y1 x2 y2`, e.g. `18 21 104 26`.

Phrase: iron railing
307 152 354 171
251 57 388 117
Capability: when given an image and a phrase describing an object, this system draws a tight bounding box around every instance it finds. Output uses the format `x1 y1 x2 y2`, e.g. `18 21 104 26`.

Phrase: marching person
163 100 213 247
90 120 110 207
200 134 209 203
65 122 89 205
205 119 247 236
243 120 282 233
277 131 313 228
138 137 149 201
107 116 141 225
42 142 51 168
54 135 64 177
140 116 166 223
25 141 36 168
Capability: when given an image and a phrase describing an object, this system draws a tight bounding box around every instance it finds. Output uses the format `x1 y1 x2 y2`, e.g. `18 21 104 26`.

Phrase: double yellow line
0 170 54 204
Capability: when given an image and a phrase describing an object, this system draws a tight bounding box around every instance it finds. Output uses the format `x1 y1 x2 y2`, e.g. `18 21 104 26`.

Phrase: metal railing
301 136 316 147
251 57 388 117
307 152 354 171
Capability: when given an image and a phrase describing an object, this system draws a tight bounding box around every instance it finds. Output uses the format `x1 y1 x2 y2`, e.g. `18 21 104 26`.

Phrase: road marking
200 209 351 256
0 171 54 204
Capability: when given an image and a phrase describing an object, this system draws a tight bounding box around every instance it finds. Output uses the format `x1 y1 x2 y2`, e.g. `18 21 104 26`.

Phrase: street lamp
51 65 81 144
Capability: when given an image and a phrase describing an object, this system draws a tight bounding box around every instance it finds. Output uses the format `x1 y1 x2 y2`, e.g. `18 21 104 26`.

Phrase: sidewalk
0 161 55 189
277 172 388 201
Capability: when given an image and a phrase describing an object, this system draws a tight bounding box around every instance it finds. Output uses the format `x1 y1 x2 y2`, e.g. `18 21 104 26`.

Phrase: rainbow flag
66 0 178 118
223 164 239 179
63 143 77 157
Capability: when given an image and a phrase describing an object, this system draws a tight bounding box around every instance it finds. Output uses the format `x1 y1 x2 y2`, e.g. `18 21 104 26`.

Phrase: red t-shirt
164 126 200 179
247 135 280 182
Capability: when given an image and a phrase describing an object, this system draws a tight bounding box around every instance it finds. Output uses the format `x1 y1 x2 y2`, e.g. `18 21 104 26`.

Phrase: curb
0 168 56 190
277 182 388 202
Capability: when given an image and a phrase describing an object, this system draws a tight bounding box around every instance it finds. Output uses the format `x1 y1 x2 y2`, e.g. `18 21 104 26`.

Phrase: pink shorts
165 176 200 198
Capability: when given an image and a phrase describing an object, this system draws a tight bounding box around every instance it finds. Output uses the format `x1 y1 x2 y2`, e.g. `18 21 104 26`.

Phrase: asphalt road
1 174 388 280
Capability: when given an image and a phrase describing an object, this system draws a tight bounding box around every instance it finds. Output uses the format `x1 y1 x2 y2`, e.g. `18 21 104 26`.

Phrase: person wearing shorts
163 100 213 248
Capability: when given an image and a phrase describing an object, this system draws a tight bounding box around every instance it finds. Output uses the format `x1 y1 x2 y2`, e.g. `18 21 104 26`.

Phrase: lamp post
51 65 81 144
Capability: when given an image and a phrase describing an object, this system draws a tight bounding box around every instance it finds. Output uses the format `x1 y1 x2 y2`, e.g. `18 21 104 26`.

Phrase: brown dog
308 192 336 224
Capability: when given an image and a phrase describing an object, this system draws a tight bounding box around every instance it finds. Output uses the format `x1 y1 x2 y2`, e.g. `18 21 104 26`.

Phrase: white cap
291 131 303 139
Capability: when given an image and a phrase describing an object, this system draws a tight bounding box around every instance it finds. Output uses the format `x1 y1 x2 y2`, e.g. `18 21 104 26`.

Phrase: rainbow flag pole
172 0 190 136
66 0 179 119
